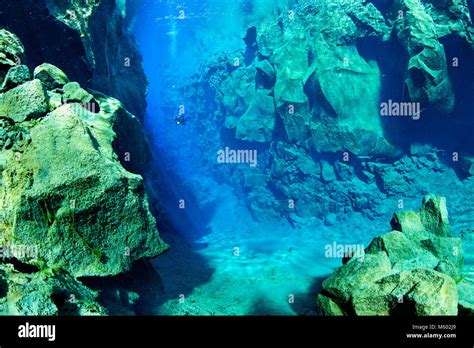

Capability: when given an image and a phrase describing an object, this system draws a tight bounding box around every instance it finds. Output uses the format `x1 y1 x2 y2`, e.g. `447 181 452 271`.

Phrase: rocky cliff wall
0 0 148 121
171 0 474 224
0 25 167 315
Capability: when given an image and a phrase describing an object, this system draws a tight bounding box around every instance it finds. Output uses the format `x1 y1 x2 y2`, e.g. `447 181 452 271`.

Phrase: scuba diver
175 114 187 125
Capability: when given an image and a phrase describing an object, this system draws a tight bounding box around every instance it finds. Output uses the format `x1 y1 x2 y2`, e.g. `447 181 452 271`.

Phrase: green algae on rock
0 29 25 83
317 195 462 316
1 99 168 278
63 81 96 105
0 79 49 122
34 63 70 90
0 28 168 315
1 65 31 91
0 263 107 316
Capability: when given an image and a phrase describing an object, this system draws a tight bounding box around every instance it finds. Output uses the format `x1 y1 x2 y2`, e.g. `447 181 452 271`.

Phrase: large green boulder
33 63 69 91
366 230 439 272
389 195 463 280
318 195 462 316
0 79 49 122
0 100 168 278
391 194 451 238
419 194 451 237
321 252 391 305
351 269 458 316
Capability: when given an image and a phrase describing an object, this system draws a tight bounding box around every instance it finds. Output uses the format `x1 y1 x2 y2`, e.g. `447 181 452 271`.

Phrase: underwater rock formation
317 195 463 316
0 0 148 120
394 0 473 112
0 30 25 83
175 0 474 224
0 263 107 315
0 29 167 315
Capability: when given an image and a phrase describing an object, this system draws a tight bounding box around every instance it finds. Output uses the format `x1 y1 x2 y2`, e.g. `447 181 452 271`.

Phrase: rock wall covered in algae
172 0 474 224
0 1 167 315
0 0 473 317
159 0 474 315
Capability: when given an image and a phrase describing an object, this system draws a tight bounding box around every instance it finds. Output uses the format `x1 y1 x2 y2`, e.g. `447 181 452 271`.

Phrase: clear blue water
133 0 474 315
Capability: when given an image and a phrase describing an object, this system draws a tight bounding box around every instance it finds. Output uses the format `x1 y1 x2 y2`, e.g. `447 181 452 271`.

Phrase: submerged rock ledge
0 29 168 315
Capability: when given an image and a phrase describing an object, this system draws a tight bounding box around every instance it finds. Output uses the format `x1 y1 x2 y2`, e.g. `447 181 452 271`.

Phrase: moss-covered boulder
321 252 392 305
387 194 463 280
63 81 95 105
366 230 439 272
0 17 164 317
0 99 168 278
0 79 49 122
1 65 31 91
34 63 69 91
317 195 462 316
351 269 458 316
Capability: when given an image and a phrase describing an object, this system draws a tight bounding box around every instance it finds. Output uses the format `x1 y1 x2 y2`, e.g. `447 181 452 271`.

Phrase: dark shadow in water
0 0 92 85
146 164 216 242
80 259 166 315
149 228 215 315
247 298 286 316
245 277 325 316
143 155 217 313
289 277 326 316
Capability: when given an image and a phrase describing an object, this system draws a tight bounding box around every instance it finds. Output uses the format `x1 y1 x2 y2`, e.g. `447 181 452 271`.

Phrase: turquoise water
133 1 474 315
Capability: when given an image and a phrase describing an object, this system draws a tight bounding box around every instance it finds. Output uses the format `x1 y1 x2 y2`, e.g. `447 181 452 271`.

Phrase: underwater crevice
0 0 93 85
2 258 40 274
78 259 165 315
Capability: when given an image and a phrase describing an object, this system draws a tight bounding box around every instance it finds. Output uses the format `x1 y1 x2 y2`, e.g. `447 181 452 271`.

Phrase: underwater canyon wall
170 0 474 228
0 1 167 315
0 0 472 317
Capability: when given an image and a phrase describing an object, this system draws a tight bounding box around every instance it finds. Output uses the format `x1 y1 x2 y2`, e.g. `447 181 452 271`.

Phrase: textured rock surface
34 63 69 90
0 30 167 315
236 90 276 142
0 263 107 316
0 29 25 83
317 195 462 316
395 0 454 112
0 79 49 122
63 81 96 105
0 0 148 121
1 101 168 278
1 65 31 91
174 0 474 224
